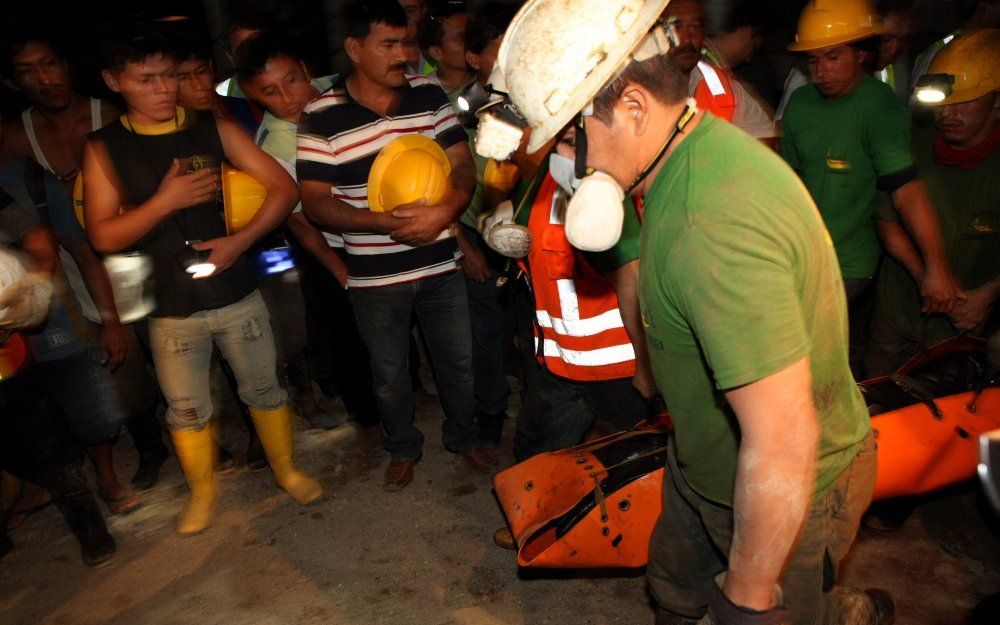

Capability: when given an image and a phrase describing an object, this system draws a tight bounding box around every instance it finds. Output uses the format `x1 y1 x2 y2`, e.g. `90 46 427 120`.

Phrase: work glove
0 272 54 330
479 200 531 259
699 574 789 625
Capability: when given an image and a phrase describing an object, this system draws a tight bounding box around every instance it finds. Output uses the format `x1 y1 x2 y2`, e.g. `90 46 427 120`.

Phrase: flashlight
176 241 216 279
914 73 955 104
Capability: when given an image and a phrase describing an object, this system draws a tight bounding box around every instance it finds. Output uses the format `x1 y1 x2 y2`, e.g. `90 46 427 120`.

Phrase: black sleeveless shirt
91 110 256 318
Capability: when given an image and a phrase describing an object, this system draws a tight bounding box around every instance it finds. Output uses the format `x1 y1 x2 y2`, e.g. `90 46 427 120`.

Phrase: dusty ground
2 274 998 625
2 376 998 625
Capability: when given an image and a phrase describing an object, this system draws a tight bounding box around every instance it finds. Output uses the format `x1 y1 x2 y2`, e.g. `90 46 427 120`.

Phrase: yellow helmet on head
788 0 883 52
367 135 451 213
915 29 1000 105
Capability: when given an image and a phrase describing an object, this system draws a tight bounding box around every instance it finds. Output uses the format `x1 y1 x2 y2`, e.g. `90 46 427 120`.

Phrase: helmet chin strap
623 101 698 195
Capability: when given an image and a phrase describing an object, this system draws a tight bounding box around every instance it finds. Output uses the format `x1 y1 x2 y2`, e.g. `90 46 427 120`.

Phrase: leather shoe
383 459 415 492
461 443 499 473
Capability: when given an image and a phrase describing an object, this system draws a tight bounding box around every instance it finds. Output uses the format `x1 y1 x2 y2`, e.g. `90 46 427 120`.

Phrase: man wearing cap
868 30 1000 376
298 0 497 492
490 0 894 622
781 0 963 377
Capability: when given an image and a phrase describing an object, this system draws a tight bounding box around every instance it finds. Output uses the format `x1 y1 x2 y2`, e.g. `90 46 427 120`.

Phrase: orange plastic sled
493 335 1000 569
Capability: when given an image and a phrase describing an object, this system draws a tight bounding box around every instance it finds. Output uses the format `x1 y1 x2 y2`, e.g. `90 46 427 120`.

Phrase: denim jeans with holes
149 290 287 431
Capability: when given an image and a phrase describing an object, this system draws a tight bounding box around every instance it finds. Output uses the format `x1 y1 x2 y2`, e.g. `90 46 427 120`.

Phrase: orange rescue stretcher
493 335 1000 569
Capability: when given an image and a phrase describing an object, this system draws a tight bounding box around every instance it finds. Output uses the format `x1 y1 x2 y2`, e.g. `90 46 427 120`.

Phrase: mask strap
623 100 698 196
574 112 591 180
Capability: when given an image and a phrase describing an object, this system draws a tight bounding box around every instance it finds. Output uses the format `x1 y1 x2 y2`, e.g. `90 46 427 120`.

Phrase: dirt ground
2 274 998 625
1 372 999 625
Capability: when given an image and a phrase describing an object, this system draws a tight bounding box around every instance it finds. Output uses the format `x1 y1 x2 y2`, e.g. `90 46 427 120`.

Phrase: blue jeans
32 346 125 447
148 290 287 431
461 225 511 417
349 271 479 460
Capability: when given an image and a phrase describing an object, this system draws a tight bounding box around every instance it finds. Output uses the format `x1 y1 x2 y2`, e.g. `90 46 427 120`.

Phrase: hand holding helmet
479 200 532 259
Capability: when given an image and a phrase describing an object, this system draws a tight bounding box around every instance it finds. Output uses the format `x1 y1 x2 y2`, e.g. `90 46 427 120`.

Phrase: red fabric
693 63 737 122
933 123 1000 169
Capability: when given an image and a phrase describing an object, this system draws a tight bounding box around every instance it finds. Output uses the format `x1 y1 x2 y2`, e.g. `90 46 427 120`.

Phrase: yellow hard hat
916 29 1000 105
367 135 451 213
72 173 125 228
222 163 267 234
73 173 85 227
788 0 883 52
483 159 520 209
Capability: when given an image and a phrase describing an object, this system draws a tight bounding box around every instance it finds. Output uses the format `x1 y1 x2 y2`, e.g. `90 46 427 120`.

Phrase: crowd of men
0 0 997 623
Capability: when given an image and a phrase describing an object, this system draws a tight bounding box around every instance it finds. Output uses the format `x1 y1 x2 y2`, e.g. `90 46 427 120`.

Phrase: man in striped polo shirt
298 0 497 492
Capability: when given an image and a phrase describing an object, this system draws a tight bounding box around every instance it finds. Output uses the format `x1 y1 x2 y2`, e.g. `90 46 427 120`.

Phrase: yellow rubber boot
249 406 323 505
170 427 217 535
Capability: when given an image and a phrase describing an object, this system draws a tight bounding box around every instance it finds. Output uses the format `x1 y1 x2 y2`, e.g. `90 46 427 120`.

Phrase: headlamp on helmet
914 73 956 104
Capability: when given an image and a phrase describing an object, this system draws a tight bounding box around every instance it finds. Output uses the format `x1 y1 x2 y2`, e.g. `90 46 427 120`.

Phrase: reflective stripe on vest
694 60 737 122
520 175 636 382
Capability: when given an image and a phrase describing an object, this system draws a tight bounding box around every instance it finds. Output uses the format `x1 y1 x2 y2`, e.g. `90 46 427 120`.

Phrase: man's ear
465 50 481 72
1 78 18 92
102 69 121 94
428 44 444 64
299 60 313 82
344 36 362 64
619 85 651 136
736 25 753 44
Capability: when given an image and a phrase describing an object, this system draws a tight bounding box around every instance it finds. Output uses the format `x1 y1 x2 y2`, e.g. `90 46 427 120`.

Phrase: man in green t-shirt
867 30 1000 376
492 2 890 622
781 0 962 377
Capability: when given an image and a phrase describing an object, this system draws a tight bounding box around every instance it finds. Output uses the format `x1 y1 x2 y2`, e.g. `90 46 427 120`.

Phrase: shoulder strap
21 108 56 174
90 97 103 131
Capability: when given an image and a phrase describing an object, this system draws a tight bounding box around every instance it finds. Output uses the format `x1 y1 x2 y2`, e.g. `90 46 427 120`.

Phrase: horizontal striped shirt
296 74 466 288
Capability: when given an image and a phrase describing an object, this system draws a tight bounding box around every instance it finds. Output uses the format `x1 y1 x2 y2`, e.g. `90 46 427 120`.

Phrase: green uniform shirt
640 115 870 506
873 126 1000 342
781 75 916 279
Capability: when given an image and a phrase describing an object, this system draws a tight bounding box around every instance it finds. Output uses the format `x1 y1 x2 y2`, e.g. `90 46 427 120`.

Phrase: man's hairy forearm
876 219 924 282
442 161 476 220
723 358 819 610
892 180 948 268
302 186 396 234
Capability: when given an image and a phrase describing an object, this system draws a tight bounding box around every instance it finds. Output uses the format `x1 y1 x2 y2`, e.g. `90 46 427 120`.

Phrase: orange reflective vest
694 60 736 122
518 175 636 382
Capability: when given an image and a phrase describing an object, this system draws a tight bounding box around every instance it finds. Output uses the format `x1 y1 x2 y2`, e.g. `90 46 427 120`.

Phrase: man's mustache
672 44 699 55
389 62 408 71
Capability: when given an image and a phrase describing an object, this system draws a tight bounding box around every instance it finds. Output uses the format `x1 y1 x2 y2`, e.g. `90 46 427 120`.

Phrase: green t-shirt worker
781 0 963 378
494 1 893 623
867 29 1000 376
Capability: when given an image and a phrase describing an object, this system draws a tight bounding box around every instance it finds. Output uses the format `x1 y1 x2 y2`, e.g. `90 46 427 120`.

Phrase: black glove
706 577 789 625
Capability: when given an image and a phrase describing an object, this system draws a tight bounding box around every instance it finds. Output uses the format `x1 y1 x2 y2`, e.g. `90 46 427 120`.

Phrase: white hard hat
498 0 671 154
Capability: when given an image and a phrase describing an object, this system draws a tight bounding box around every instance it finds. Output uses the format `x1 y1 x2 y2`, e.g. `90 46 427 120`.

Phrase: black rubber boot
245 431 268 471
477 412 506 450
50 464 116 567
126 406 169 491
216 442 237 473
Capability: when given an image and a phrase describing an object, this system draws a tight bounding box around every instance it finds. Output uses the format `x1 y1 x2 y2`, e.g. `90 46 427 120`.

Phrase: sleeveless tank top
90 110 256 317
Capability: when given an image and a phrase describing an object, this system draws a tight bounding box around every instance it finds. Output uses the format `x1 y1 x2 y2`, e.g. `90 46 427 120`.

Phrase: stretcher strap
588 445 668 521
